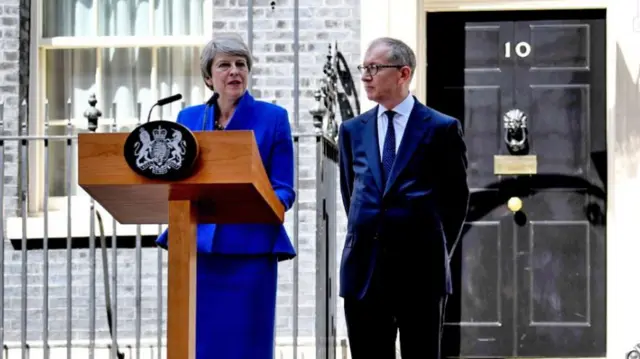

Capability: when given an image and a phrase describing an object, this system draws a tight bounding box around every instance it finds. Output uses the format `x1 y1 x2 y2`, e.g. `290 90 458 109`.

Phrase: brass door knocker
503 109 529 155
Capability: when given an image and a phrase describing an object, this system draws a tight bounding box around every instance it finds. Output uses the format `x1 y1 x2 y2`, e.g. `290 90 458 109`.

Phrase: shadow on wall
614 43 640 178
611 40 640 359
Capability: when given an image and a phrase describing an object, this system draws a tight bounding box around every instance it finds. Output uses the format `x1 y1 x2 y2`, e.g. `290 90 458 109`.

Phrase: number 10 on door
504 41 532 58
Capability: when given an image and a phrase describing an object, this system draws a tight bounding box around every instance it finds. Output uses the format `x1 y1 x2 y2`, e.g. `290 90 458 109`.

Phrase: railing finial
83 93 102 133
309 41 361 144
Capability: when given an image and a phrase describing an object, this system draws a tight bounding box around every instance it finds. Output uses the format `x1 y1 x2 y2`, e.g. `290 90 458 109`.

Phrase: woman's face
206 53 249 101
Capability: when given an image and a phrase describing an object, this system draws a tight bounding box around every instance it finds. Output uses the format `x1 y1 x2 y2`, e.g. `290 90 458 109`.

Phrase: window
9 0 214 240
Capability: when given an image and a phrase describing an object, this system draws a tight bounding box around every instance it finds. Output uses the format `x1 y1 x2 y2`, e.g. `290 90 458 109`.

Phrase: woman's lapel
224 91 256 130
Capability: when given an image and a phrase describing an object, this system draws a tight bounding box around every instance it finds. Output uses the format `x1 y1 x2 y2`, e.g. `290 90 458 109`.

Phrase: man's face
360 44 409 104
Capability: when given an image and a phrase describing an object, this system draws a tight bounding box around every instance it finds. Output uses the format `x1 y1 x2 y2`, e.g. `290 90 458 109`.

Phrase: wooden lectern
77 130 285 359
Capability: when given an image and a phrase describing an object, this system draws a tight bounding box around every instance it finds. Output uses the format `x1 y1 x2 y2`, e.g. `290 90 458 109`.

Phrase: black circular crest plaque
123 121 199 180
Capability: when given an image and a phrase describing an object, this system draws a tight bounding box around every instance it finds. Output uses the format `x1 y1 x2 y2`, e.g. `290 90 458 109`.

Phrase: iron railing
0 97 341 359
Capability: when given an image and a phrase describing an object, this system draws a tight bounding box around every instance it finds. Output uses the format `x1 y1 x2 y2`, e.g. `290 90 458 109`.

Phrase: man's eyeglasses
357 64 404 76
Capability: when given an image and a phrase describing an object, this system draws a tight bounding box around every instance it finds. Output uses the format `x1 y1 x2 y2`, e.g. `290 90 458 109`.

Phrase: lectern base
195 252 279 359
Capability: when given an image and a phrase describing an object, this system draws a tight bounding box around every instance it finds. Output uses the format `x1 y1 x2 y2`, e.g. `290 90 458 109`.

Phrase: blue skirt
195 253 278 359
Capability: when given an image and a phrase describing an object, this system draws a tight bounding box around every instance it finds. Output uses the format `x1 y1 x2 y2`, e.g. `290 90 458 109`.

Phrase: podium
77 129 285 359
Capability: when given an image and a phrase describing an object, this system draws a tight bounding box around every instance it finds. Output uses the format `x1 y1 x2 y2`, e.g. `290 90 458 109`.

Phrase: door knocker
503 109 529 155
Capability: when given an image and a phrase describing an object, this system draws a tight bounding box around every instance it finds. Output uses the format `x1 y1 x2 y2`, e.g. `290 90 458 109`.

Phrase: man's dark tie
381 110 396 185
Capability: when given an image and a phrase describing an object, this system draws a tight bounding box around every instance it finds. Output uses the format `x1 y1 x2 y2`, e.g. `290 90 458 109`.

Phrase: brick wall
208 0 358 339
1 0 20 217
1 0 26 343
0 0 357 347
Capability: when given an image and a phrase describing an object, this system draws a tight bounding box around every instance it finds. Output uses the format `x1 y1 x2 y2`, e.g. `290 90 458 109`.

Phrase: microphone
157 93 183 106
206 92 219 106
146 93 183 123
200 92 220 130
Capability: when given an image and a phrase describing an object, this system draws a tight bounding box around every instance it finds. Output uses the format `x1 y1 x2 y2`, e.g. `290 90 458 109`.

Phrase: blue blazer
156 91 297 261
338 97 469 299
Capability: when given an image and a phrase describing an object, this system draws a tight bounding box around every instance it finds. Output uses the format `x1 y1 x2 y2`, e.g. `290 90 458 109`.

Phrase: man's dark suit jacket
338 96 470 300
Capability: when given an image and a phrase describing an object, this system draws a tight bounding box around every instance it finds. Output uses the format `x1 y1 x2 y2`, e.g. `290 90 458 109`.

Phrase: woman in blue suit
156 34 296 359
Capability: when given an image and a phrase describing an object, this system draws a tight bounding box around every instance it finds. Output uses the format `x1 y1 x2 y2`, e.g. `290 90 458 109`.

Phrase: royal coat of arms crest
133 126 186 175
123 120 198 180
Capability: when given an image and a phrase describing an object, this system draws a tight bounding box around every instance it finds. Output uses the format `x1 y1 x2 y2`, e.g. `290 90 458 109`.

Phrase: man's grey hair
367 37 416 79
200 34 253 90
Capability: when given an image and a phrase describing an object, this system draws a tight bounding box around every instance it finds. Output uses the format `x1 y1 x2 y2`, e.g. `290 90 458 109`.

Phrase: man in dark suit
338 37 470 359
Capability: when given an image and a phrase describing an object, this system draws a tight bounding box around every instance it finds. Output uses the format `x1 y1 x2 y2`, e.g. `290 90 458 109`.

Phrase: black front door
426 9 606 358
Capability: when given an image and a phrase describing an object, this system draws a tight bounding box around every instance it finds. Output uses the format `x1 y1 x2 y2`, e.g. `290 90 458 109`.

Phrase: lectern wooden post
77 130 285 359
